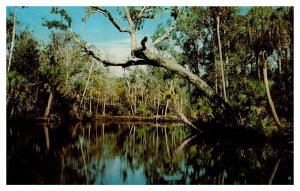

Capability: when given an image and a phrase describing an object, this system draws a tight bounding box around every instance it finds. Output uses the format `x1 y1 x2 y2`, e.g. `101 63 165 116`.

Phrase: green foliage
129 6 164 30
137 103 150 116
260 118 271 129
248 80 266 98
151 24 170 51
12 30 40 78
6 6 293 130
43 7 72 31
189 145 197 158
196 98 214 121
7 71 32 116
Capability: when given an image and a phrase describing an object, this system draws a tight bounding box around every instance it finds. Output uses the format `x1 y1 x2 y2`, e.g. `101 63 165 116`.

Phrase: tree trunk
164 126 171 158
216 15 227 102
7 8 17 72
44 125 50 151
102 93 106 115
225 55 229 89
153 93 156 107
171 98 201 133
278 46 282 75
134 85 137 114
80 61 94 107
129 102 134 116
44 90 53 118
79 139 89 184
141 49 237 125
213 41 218 94
96 100 99 114
165 80 173 116
77 8 237 125
89 98 92 114
9 106 15 119
156 97 160 119
165 99 169 116
256 53 261 81
262 52 282 128
284 47 290 74
65 48 69 84
247 20 252 44
268 158 281 185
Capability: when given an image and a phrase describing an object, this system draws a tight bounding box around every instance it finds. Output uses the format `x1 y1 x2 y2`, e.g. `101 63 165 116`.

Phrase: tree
215 8 227 101
262 51 282 128
7 29 41 119
7 7 17 71
76 6 236 125
7 6 293 131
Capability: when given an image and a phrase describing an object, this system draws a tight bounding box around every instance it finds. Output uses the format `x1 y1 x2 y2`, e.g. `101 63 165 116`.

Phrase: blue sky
6 6 250 65
6 6 173 65
7 6 250 46
6 7 167 48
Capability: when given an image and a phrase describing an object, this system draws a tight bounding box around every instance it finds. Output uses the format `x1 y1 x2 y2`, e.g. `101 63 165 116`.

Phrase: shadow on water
7 121 293 185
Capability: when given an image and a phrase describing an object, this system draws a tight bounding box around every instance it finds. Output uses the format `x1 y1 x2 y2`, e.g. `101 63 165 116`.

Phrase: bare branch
73 37 156 68
124 7 135 29
123 7 139 51
140 15 155 19
90 6 130 33
137 7 155 20
151 22 177 48
137 6 146 18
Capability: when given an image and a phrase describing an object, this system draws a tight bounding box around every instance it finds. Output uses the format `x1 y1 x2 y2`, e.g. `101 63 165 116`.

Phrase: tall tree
216 10 227 101
7 7 17 71
262 51 282 128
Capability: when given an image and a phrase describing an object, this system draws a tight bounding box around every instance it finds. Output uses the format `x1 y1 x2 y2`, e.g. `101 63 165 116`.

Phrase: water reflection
7 121 293 184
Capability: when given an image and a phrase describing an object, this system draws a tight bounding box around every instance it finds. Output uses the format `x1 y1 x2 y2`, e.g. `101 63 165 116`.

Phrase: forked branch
151 22 177 48
90 6 130 33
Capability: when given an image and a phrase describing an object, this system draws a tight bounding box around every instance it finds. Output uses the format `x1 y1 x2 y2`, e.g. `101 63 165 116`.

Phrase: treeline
166 7 293 131
6 7 293 133
6 31 185 120
5 29 189 121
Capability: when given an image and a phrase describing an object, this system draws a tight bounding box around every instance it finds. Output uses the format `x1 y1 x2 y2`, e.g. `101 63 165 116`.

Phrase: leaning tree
45 6 237 126
77 6 237 126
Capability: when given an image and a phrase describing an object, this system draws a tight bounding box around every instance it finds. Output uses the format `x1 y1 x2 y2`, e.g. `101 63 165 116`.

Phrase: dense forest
7 6 293 136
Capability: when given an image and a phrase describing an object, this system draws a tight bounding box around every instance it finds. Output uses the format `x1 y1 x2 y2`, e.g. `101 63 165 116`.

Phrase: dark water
7 121 293 185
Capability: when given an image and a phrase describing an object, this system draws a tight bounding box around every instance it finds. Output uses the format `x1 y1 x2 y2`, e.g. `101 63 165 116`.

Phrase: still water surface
7 121 293 184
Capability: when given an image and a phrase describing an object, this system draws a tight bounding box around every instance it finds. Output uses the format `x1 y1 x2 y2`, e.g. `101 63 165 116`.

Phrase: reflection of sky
93 156 146 185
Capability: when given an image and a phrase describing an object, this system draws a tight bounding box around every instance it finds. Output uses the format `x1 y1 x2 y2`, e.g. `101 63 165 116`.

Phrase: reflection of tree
7 121 293 184
63 122 190 184
7 122 84 184
64 122 292 184
43 124 50 151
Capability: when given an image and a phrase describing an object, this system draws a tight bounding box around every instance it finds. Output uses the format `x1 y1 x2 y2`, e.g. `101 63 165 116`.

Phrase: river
7 121 293 184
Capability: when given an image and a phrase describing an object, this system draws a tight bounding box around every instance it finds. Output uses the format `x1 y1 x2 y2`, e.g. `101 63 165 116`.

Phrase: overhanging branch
73 37 156 68
90 6 130 33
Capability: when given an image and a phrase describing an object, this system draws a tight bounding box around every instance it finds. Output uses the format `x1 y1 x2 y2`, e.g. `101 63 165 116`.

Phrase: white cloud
90 33 154 76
